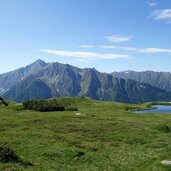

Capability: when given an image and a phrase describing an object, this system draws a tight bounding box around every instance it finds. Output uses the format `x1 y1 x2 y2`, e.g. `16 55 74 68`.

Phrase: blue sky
0 0 171 74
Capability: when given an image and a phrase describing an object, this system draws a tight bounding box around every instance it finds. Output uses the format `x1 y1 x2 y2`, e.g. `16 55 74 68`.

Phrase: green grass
1 98 171 170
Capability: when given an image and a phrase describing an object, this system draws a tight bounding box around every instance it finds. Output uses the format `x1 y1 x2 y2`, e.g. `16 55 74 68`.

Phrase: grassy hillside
0 98 171 170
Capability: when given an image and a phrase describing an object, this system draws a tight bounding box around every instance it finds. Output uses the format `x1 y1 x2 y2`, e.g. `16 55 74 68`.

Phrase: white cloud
101 45 117 49
80 45 94 48
147 1 158 7
101 45 137 51
101 46 171 53
40 49 129 60
104 35 132 43
151 9 171 22
120 46 138 51
139 48 171 53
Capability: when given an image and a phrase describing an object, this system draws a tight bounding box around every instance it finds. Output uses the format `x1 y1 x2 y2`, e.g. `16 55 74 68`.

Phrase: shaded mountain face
112 71 171 93
3 76 52 102
2 60 171 103
0 59 49 95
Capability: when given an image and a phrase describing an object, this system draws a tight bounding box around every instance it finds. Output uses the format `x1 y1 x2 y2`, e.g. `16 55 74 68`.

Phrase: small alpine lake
135 105 171 113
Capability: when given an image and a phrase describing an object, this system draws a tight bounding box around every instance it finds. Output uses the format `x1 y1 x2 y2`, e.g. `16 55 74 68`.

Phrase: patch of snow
0 87 6 93
139 85 146 88
0 87 4 90
55 75 59 80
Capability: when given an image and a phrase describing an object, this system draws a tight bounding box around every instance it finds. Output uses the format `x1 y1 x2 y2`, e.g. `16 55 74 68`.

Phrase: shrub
23 99 65 112
0 97 8 106
157 124 170 133
0 145 33 166
73 151 85 158
65 107 78 111
123 106 136 111
0 145 20 163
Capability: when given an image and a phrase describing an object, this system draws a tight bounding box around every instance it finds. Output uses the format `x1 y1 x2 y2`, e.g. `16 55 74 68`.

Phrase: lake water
135 105 171 113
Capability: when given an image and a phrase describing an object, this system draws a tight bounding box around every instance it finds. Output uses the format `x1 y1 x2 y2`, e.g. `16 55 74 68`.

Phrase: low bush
157 124 170 133
65 107 78 111
0 97 8 106
0 145 33 166
73 151 85 158
23 99 65 112
0 145 20 163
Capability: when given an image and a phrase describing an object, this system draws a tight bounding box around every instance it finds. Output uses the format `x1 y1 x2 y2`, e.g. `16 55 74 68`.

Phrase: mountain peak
32 59 47 66
26 59 48 70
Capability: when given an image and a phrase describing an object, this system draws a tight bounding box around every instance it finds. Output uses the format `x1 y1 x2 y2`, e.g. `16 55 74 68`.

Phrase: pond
135 105 171 113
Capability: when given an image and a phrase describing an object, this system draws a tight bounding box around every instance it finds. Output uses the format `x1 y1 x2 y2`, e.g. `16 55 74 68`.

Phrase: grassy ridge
0 98 171 170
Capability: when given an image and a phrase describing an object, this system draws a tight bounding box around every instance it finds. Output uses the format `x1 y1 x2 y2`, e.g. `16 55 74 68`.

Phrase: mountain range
1 59 171 104
112 71 171 93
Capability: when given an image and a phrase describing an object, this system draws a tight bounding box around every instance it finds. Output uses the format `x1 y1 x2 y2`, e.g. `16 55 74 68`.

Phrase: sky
0 0 171 74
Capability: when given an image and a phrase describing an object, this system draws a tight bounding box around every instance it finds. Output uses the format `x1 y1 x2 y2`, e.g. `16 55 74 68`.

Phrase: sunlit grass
0 98 171 170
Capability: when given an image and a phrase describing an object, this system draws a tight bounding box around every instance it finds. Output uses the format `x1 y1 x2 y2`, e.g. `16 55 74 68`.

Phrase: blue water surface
135 105 171 113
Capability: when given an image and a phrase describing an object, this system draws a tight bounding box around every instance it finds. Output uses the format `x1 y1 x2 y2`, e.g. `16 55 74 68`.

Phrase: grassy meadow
1 98 171 170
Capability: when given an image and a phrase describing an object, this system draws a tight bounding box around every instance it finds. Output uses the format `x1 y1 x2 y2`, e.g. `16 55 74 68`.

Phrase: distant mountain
0 59 49 95
2 61 171 103
112 71 171 93
3 76 52 102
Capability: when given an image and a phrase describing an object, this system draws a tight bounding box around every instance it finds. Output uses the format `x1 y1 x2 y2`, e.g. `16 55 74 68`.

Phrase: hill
0 98 171 170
